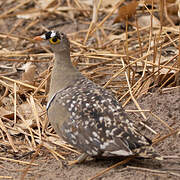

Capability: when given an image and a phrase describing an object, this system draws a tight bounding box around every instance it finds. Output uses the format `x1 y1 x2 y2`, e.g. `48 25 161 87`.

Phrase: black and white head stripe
41 31 60 40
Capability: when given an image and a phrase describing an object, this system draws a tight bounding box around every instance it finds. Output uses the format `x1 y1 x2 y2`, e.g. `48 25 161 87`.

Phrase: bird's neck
48 50 80 100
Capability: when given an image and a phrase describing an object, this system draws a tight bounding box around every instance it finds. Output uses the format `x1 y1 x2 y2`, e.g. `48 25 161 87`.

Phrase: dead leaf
18 119 36 129
0 107 14 119
37 0 56 9
1 97 14 111
18 103 33 119
18 102 43 120
8 128 20 136
164 0 180 24
113 0 139 23
137 15 160 27
167 2 179 16
21 63 36 86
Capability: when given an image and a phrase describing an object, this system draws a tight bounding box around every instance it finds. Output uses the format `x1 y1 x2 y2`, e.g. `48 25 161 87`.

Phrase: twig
0 118 18 152
0 157 38 166
89 156 135 180
127 165 180 177
0 76 45 92
150 112 174 131
0 176 12 179
20 144 41 180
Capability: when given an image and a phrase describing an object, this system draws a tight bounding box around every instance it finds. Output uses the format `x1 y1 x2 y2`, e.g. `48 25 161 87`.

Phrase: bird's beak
33 36 44 41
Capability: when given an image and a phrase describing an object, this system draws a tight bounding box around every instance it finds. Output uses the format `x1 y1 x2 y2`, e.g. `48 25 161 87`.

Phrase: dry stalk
89 156 135 180
0 157 38 166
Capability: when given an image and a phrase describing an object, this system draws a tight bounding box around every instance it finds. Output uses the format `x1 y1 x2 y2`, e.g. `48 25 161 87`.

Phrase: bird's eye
49 37 60 44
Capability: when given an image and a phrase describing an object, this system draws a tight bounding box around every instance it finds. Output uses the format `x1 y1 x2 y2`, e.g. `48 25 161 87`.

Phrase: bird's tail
133 146 163 160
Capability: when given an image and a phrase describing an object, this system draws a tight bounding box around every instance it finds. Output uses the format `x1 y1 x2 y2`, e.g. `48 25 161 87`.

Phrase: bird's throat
48 50 80 101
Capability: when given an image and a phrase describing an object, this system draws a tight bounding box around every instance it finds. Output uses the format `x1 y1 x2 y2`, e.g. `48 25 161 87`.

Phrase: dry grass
0 0 179 179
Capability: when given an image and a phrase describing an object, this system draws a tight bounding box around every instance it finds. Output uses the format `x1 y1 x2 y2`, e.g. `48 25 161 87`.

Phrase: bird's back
47 76 151 157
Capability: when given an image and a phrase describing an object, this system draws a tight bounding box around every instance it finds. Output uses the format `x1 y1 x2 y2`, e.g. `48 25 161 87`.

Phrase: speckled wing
47 77 151 157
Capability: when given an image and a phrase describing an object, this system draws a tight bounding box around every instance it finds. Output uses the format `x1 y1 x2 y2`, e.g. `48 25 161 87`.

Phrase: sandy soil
1 88 179 180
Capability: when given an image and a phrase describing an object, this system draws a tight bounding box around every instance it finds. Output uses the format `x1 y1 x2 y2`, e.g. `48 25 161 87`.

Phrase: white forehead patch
40 30 57 40
50 31 56 37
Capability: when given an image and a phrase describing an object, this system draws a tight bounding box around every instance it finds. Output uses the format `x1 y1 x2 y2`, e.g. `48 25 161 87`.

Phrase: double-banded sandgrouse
34 31 161 163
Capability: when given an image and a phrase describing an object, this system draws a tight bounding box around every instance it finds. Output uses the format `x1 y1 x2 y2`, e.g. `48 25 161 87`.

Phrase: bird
34 31 162 163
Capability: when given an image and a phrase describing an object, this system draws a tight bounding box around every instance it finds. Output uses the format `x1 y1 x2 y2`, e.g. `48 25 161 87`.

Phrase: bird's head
34 31 70 53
